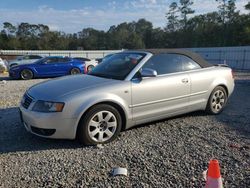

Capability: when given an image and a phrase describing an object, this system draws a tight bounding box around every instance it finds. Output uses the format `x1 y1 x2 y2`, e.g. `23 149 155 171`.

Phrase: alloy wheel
71 68 80 75
211 90 225 112
87 111 117 142
21 69 33 79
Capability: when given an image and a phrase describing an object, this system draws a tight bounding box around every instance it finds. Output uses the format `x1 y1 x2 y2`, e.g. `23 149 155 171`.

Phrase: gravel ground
0 73 250 188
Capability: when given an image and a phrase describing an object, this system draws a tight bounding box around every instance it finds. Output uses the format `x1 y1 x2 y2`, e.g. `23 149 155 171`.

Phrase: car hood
9 59 37 66
9 60 22 64
28 74 117 100
9 63 32 70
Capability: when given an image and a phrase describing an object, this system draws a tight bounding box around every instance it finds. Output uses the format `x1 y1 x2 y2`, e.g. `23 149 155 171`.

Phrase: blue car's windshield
35 57 62 64
89 53 145 80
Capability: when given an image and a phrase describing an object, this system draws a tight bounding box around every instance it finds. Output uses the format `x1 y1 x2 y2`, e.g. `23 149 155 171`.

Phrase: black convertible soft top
127 49 213 68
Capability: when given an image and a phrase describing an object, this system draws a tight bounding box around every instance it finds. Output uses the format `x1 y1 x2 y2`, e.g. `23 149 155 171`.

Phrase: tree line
0 0 249 50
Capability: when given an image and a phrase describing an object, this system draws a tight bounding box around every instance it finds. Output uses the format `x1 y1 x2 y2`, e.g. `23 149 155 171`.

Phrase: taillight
231 70 235 79
84 64 87 74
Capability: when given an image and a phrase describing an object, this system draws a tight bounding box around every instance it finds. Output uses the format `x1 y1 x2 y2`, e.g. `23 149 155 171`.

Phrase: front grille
22 94 33 109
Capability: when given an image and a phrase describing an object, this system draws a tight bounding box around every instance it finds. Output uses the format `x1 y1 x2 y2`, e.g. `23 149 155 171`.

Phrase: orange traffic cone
205 159 223 188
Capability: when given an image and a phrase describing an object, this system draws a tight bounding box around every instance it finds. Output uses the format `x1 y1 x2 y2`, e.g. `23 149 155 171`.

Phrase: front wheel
206 86 228 115
20 69 33 80
77 104 122 145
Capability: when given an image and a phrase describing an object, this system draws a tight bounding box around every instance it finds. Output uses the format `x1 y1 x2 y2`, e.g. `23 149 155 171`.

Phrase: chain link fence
0 50 123 60
192 49 250 70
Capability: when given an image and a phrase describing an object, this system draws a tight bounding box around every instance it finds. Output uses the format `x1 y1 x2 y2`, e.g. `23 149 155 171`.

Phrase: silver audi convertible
20 49 234 145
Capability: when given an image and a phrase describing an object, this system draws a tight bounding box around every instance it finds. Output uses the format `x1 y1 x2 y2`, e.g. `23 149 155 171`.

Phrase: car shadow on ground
213 81 250 137
0 75 48 81
128 80 250 140
0 107 84 154
0 108 203 154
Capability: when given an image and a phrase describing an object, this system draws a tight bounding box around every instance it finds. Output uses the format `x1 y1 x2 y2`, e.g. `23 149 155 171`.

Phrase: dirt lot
0 73 250 187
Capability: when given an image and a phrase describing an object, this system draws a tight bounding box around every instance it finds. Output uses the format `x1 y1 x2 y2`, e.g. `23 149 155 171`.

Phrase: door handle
181 78 189 84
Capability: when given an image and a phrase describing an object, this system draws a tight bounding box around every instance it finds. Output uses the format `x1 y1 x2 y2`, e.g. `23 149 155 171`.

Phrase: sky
0 0 248 33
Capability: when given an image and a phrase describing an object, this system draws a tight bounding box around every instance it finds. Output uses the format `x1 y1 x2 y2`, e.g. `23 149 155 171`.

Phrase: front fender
71 93 131 137
75 93 129 120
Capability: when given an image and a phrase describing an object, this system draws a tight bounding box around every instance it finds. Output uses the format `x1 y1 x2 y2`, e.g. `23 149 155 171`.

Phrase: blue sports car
9 56 86 79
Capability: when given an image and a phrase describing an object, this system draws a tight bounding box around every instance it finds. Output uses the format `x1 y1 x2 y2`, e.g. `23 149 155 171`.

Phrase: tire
20 69 33 80
77 104 122 145
70 68 81 75
205 86 228 115
87 65 94 73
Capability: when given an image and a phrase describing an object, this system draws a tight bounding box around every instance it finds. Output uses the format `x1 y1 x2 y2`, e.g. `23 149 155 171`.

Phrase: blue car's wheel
20 69 33 80
70 68 81 75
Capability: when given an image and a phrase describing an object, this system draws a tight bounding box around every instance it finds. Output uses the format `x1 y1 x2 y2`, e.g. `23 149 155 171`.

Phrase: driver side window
142 53 201 75
142 53 182 75
45 57 58 64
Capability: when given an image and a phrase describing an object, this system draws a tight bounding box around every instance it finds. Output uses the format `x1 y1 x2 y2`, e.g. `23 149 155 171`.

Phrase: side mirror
140 68 157 78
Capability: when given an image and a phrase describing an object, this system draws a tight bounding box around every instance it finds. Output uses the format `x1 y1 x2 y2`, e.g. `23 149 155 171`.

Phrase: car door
35 57 60 76
180 55 214 110
55 57 73 75
131 53 191 122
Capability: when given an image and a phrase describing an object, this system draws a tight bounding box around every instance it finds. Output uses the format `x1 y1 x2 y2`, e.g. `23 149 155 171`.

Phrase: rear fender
208 77 228 98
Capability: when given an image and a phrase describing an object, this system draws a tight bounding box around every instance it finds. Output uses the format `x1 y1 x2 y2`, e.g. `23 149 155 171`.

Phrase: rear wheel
70 68 81 75
20 69 33 80
87 65 94 72
77 104 122 145
206 86 228 114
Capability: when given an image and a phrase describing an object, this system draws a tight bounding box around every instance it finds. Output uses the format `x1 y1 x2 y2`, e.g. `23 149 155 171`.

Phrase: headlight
32 101 64 112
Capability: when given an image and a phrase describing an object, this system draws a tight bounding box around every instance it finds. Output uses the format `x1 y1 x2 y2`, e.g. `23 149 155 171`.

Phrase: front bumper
9 70 19 79
19 106 78 139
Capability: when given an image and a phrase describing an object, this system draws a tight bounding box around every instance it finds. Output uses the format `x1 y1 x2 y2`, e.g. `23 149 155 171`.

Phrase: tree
78 28 99 50
216 0 227 23
245 2 250 10
179 0 195 30
3 22 16 35
1 10 250 50
105 21 147 49
166 2 179 32
215 0 237 23
186 12 223 47
124 33 145 49
135 19 153 48
226 0 237 23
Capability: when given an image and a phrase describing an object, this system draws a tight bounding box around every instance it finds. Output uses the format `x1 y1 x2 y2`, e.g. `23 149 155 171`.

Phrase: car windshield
102 54 113 61
35 57 60 64
89 53 145 80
